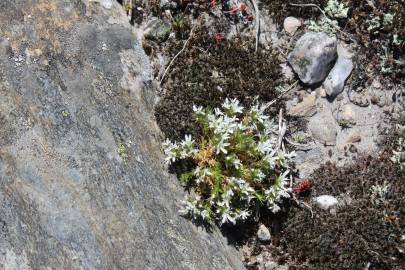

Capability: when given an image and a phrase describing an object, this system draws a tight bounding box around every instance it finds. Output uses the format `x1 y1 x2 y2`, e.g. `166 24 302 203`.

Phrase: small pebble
257 224 271 242
283 17 301 35
370 95 380 105
314 195 338 211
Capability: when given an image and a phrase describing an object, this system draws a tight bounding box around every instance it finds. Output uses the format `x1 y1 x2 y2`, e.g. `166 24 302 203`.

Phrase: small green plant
61 110 69 117
308 0 348 36
172 14 186 32
308 16 338 35
163 98 294 225
370 181 390 205
367 16 381 33
390 124 404 169
338 118 355 128
118 143 128 161
292 132 309 144
391 138 404 169
324 0 349 19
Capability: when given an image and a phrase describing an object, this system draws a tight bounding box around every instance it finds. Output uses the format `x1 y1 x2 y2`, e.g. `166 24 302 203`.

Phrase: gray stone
288 93 317 117
338 105 356 126
265 261 288 270
144 18 171 43
160 0 178 9
283 17 301 35
257 224 271 242
288 32 337 85
308 115 337 146
314 195 339 210
324 56 353 97
0 1 244 269
346 133 362 144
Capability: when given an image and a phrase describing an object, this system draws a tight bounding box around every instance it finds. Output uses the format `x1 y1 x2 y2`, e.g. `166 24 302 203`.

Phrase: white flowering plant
163 98 295 225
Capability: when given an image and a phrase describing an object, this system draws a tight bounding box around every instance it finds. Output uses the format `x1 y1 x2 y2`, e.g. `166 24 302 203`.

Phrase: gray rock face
324 56 353 97
288 32 337 85
0 1 244 269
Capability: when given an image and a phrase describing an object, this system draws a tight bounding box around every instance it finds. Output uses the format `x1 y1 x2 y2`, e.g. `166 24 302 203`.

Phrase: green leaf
180 172 194 184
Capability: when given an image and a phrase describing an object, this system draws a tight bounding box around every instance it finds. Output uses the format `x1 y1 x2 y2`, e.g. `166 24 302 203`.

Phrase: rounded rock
283 17 301 35
257 224 271 242
288 32 337 85
314 195 338 210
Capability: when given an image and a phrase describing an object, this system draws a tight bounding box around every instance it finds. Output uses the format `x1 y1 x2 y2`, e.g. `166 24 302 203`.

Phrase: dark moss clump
260 0 327 25
155 25 283 141
344 0 404 84
281 130 405 269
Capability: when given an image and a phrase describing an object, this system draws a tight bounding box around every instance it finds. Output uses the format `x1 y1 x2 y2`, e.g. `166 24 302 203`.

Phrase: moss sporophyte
163 98 295 225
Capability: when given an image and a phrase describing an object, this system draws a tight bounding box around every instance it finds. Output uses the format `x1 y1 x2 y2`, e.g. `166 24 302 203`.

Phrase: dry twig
293 196 314 218
267 81 299 107
249 0 260 52
277 109 287 152
159 19 200 86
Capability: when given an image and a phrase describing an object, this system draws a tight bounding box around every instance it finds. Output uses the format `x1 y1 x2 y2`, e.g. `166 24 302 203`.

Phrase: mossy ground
260 0 327 25
281 124 405 270
344 0 404 84
154 24 284 142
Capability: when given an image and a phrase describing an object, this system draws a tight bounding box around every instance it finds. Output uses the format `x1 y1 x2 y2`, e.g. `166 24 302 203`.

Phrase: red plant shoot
214 33 224 44
293 179 311 194
229 6 239 15
239 3 247 11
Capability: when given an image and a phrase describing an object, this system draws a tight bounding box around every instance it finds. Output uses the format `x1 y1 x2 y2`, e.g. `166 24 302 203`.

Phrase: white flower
249 102 269 123
213 115 238 135
279 189 290 199
232 157 241 169
180 198 201 216
214 107 224 116
238 209 251 220
255 170 266 182
201 210 210 220
162 139 179 165
192 104 205 115
268 203 281 213
207 113 221 130
226 156 241 169
222 98 244 115
194 167 208 179
224 188 234 201
257 139 275 154
180 134 197 158
219 209 236 225
263 152 277 169
215 135 230 154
